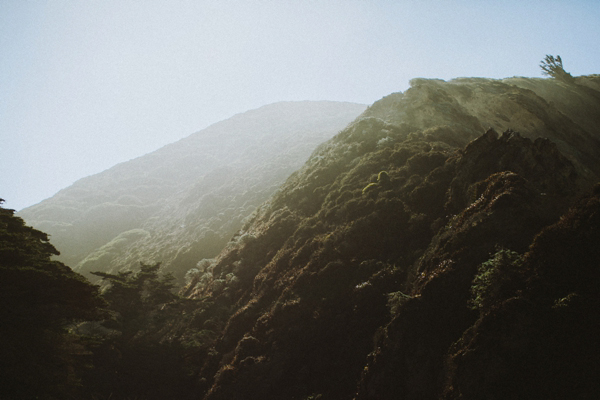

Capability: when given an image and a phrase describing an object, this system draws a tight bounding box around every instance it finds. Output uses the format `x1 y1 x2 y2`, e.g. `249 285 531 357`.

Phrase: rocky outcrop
444 128 578 214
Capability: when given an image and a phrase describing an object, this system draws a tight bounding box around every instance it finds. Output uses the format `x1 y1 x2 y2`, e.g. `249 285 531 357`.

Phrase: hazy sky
1 1 599 211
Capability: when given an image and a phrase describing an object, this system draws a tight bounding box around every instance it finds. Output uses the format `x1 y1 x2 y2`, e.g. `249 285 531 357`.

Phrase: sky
1 1 599 211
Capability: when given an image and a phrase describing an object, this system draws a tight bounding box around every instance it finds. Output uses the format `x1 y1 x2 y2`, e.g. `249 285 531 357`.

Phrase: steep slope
441 189 600 398
18 101 366 281
173 75 600 400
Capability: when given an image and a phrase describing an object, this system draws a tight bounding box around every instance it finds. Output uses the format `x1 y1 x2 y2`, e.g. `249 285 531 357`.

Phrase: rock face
18 101 367 282
172 76 600 400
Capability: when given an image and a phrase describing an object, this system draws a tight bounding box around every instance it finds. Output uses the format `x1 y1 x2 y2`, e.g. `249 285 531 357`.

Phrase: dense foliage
0 199 104 399
7 74 600 399
77 263 206 400
181 75 600 399
19 102 366 283
442 188 600 399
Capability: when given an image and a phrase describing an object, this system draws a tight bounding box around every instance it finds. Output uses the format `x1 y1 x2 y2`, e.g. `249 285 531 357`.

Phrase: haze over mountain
3 1 600 212
164 73 600 400
18 101 367 282
3 71 600 399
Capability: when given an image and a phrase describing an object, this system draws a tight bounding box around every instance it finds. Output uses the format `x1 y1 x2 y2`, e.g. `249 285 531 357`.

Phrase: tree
0 199 105 399
82 263 206 400
540 54 574 83
91 262 177 340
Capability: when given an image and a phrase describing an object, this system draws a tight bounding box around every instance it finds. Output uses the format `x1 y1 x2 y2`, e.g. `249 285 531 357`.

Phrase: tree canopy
0 199 105 399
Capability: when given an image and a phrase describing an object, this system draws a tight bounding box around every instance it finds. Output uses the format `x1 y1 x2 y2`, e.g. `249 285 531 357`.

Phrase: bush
470 249 523 311
387 290 411 315
362 182 379 195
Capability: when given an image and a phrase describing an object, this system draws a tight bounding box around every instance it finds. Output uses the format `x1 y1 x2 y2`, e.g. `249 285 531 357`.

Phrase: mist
2 0 599 210
3 2 600 398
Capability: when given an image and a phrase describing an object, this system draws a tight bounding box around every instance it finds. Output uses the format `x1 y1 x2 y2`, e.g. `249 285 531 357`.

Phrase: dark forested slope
174 75 600 400
10 74 600 400
18 101 366 282
0 200 105 399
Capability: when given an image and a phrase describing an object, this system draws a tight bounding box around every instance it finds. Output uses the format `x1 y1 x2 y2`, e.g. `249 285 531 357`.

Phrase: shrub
196 258 215 273
362 182 379 195
470 249 523 311
185 267 202 285
377 170 390 185
387 291 412 315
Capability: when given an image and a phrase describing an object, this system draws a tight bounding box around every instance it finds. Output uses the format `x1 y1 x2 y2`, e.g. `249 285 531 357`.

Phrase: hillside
10 74 600 399
169 75 600 399
18 101 367 282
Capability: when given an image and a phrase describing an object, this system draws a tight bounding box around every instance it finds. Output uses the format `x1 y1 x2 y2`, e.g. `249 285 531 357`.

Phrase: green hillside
7 74 600 399
19 101 366 283
176 75 600 399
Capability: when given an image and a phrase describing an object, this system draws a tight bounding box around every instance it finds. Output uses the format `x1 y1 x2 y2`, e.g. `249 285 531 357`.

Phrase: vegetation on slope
18 101 366 283
0 200 105 399
5 73 600 399
174 75 600 399
443 188 600 398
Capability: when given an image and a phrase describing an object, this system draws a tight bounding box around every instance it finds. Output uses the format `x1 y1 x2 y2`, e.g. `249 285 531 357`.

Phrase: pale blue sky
1 0 599 210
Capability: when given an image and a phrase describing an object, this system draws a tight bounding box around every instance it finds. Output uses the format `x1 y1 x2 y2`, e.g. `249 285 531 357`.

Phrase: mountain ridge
171 74 600 399
18 101 367 282
11 74 600 399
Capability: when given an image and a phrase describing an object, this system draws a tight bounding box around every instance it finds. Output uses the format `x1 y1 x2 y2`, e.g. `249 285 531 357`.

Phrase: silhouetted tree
540 54 574 83
0 199 105 399
91 262 177 340
83 263 203 400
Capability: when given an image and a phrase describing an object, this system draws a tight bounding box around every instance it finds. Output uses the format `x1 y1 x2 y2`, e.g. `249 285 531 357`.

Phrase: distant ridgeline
18 101 367 283
13 75 600 399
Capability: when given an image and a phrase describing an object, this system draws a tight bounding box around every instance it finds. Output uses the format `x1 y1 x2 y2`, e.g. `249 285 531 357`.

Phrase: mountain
12 74 600 399
18 101 367 282
165 75 600 399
